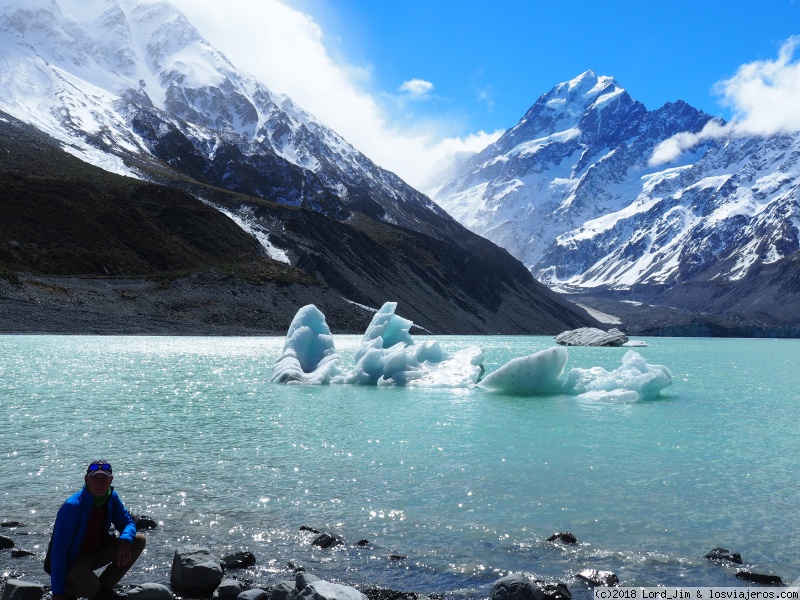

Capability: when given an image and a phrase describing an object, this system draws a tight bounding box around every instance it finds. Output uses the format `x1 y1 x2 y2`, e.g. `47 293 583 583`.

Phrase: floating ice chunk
562 350 672 402
623 340 649 347
339 302 483 387
270 305 343 384
477 346 568 395
354 302 413 360
399 345 484 388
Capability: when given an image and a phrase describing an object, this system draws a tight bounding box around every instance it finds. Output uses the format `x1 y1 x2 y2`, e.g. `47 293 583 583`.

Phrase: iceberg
562 350 673 402
270 303 483 387
270 305 343 384
477 346 568 395
270 303 671 400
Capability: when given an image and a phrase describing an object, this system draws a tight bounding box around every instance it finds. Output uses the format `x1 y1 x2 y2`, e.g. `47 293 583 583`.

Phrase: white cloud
168 0 495 192
650 36 800 166
398 78 434 99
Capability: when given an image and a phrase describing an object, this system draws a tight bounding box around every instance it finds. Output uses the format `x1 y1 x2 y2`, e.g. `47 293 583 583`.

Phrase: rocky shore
0 273 375 336
0 519 787 600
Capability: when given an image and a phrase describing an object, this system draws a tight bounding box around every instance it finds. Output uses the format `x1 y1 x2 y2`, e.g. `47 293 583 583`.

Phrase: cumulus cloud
650 36 800 166
168 0 494 192
398 78 434 99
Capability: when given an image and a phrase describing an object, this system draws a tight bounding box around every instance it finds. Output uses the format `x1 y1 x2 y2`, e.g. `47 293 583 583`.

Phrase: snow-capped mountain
0 0 452 235
433 70 800 299
1 0 601 335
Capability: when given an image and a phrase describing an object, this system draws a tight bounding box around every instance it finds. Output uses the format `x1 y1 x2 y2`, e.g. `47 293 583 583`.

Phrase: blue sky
173 0 800 192
305 0 799 126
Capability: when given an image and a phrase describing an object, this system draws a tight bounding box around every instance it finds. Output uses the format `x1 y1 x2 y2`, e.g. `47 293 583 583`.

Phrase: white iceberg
562 349 673 402
477 346 568 395
270 305 343 384
271 302 483 387
340 302 484 387
270 304 671 400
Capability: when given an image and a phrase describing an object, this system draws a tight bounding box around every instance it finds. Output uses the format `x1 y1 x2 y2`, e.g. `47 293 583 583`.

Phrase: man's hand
115 540 132 566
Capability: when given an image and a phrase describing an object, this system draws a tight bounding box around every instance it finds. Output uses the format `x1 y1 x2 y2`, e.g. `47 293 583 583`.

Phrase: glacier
271 303 672 402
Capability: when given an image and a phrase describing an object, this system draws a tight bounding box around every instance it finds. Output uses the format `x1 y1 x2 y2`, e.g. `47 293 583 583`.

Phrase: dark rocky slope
1 112 597 335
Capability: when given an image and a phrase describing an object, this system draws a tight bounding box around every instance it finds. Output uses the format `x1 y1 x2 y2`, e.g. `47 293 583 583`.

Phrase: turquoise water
1 335 799 598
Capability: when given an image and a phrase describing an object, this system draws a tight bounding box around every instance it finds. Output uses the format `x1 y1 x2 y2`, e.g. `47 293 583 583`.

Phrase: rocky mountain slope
434 71 800 335
0 0 602 335
0 110 595 335
0 0 453 236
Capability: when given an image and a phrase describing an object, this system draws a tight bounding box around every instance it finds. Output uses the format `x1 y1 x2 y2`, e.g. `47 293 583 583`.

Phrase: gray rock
269 581 296 600
554 328 629 347
311 533 344 549
736 572 783 586
490 575 545 600
0 535 14 549
289 577 367 600
0 579 45 600
575 570 619 587
127 583 173 600
704 547 742 564
237 590 269 600
215 580 244 600
546 532 577 545
170 545 224 592
221 551 256 569
294 572 321 592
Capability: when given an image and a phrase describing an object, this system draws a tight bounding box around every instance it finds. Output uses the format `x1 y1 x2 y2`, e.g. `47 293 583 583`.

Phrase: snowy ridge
434 70 800 293
0 0 450 238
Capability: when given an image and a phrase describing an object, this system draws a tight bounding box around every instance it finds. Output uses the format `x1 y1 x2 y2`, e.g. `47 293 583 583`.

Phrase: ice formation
270 305 343 384
561 350 673 402
270 303 672 401
270 303 483 387
477 346 568 395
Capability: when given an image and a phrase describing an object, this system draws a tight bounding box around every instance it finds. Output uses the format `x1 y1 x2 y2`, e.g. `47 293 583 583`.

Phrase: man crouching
46 460 146 600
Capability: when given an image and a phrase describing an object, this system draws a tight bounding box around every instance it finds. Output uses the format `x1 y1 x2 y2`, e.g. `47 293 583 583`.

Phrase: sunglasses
87 462 112 473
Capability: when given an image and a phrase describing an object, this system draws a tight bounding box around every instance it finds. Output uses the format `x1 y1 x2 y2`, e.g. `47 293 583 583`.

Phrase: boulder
269 581 296 600
11 549 35 558
221 551 256 569
704 547 743 564
490 574 545 600
312 533 344 549
554 328 628 347
170 545 224 593
126 583 174 600
736 572 783 586
575 570 619 587
237 590 269 600
295 572 321 591
300 526 320 534
1 522 25 528
290 573 367 600
215 580 244 600
0 534 14 549
0 579 45 600
546 532 577 545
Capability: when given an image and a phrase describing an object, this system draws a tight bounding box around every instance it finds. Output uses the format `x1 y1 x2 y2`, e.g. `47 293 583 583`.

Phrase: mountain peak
548 70 623 108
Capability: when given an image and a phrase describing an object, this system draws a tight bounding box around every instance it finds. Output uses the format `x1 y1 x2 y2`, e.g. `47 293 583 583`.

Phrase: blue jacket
48 486 137 595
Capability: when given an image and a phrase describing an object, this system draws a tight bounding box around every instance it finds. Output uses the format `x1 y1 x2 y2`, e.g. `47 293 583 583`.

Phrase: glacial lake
1 334 799 598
